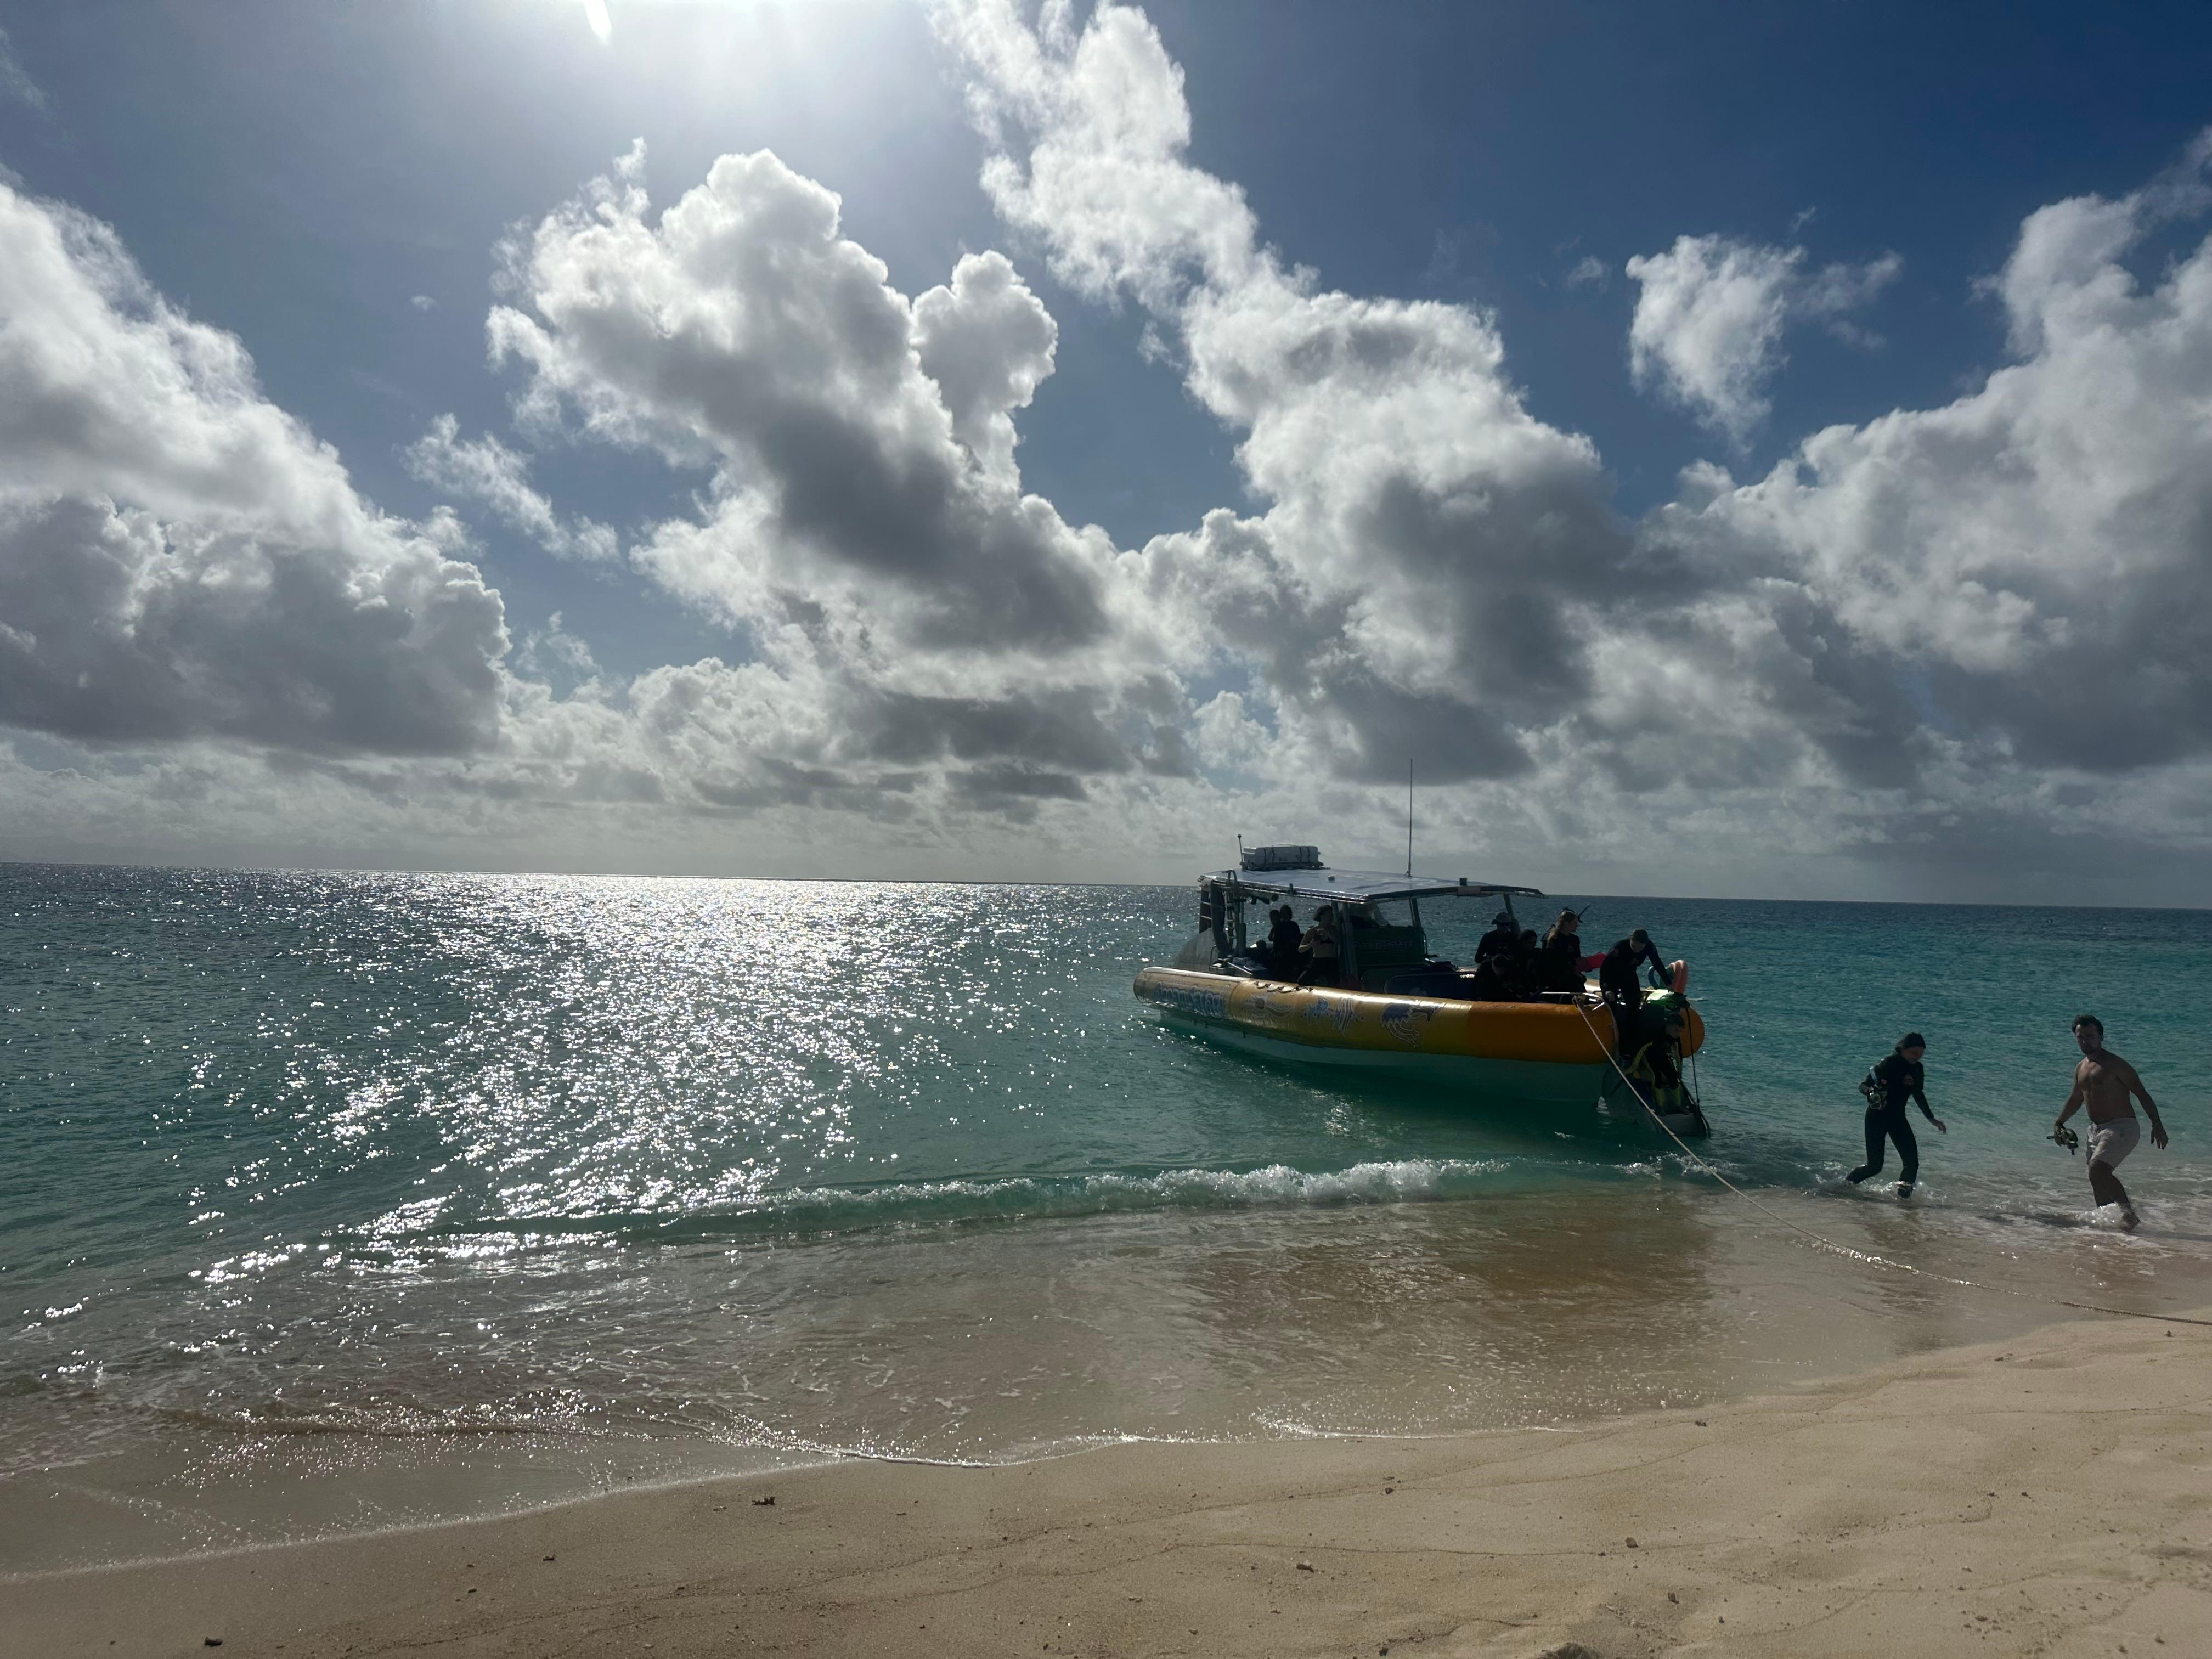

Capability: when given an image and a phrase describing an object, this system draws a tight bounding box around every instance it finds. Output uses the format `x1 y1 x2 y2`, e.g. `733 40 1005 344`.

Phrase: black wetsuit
1848 1053 1934 1186
1541 931 1583 993
1598 937 1666 1056
1466 956 1513 1002
1475 923 1519 964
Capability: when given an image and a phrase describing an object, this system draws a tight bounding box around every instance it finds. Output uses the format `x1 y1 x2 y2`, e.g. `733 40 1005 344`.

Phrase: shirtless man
1297 906 1341 988
2053 1014 2169 1229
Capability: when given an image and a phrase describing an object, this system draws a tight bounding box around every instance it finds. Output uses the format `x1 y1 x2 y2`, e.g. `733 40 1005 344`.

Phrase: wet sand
8 1307 2209 1658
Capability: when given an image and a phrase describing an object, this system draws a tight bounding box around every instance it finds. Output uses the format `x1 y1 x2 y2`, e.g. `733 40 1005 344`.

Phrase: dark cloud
855 688 1131 774
951 763 1089 804
0 182 510 760
0 496 504 754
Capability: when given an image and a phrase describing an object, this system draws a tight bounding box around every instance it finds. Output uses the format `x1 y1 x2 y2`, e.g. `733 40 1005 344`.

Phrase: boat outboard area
1133 845 1709 1132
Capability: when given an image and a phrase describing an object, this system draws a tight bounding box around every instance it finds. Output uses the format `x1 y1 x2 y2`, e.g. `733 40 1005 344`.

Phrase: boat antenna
1404 759 1414 878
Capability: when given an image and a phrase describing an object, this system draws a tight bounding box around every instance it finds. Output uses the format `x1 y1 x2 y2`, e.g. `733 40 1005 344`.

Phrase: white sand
8 1308 2210 1658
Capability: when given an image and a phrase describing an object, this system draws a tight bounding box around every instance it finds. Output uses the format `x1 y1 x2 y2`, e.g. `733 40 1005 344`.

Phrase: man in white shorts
2053 1014 2170 1229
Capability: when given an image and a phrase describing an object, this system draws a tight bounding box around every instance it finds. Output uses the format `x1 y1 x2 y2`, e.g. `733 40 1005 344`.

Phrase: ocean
5 864 2210 1572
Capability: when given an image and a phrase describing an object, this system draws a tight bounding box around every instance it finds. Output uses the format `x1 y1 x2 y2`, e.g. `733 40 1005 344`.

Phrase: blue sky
5 2 2212 899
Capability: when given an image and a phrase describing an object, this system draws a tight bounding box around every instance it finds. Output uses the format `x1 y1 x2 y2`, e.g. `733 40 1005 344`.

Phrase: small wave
150 1403 561 1439
332 1156 1516 1261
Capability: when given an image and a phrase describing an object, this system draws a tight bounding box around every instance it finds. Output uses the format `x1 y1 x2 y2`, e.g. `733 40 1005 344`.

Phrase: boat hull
1133 966 1706 1111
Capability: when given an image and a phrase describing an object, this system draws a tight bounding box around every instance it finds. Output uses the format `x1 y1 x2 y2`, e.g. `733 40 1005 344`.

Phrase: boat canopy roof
1207 867 1544 904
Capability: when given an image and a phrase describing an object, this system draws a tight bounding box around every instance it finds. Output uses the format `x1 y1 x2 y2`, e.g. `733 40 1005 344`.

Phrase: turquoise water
5 865 2210 1568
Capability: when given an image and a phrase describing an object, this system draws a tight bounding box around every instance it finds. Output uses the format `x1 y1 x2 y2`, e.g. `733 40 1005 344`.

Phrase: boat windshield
1174 869 1579 1002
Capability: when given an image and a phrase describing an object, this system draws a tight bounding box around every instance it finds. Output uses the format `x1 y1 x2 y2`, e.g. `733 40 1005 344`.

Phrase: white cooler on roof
1239 844 1323 872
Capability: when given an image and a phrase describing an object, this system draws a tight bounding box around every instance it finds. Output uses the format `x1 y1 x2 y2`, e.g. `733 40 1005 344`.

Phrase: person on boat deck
1478 947 1536 1000
1469 946 1522 1000
1598 929 1668 1057
1266 905 1302 977
1475 911 1520 964
1297 907 1342 987
1539 910 1589 994
1516 929 1542 992
1848 1032 1946 1196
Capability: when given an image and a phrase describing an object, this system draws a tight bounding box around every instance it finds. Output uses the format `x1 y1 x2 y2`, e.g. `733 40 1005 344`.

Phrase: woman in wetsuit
1847 1032 1948 1197
1540 910 1585 993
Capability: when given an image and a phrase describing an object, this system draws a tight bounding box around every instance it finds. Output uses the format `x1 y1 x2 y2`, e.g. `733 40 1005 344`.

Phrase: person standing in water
2054 1014 2169 1229
1847 1032 1946 1196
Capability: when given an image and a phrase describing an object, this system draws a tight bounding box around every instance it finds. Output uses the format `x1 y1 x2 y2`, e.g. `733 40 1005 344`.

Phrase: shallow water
4 866 2209 1570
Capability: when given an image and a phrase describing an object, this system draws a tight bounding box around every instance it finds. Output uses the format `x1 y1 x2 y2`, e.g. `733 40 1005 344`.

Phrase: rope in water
1572 997 2212 1330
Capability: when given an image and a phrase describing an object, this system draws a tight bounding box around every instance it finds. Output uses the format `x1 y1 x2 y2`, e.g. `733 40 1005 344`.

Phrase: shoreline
19 1173 2202 1582
9 1307 2209 1657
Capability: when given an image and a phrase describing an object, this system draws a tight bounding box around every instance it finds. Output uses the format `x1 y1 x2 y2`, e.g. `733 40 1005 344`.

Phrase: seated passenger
1465 951 1513 1002
1297 907 1341 987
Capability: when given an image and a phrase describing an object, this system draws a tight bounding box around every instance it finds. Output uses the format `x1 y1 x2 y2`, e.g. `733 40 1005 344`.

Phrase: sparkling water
5 865 2209 1568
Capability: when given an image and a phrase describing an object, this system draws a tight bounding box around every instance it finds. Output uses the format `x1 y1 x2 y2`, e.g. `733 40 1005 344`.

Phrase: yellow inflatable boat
1134 850 1708 1126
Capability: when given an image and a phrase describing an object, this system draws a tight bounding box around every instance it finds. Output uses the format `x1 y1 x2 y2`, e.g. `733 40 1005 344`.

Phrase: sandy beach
8 1307 2208 1659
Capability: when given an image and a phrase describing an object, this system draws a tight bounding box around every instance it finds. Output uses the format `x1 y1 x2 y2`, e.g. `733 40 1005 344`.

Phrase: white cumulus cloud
912 249 1058 488
487 143 1112 657
1647 137 2212 781
1626 233 1900 442
0 182 507 755
940 0 1649 790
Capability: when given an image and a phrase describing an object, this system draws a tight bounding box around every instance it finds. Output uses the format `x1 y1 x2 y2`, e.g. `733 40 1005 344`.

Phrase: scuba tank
1616 1027 1710 1136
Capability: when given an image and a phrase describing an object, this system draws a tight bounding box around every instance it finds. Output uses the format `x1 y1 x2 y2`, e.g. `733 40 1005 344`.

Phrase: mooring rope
1572 997 2212 1330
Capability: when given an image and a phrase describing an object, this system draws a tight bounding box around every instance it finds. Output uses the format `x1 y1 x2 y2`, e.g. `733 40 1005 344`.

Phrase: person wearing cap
1475 910 1520 966
1848 1032 1946 1197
